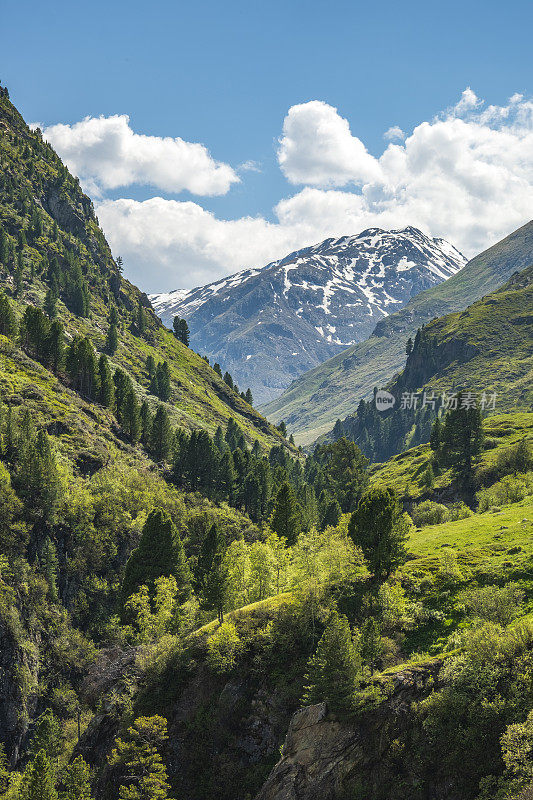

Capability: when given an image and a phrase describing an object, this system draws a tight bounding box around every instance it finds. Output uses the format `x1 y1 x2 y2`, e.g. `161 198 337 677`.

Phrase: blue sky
3 0 533 291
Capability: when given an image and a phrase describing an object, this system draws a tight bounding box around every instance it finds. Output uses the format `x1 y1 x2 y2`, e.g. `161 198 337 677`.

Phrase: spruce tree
303 613 360 711
438 396 483 488
321 499 341 530
200 526 228 623
0 292 17 337
108 716 171 800
47 320 65 372
270 481 301 545
149 405 172 461
122 510 191 603
154 361 171 401
140 400 153 446
58 755 92 800
348 487 408 582
123 388 141 443
360 617 382 675
21 750 57 800
44 287 58 319
98 355 115 408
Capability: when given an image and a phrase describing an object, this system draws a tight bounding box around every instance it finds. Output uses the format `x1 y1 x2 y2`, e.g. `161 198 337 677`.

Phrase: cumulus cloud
277 100 383 187
92 91 533 292
384 125 405 141
40 114 239 197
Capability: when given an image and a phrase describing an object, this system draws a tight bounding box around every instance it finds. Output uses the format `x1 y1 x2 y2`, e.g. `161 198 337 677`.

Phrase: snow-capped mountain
150 227 466 405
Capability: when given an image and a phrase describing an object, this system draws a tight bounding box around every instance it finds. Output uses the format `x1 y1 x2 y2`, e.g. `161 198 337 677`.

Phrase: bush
477 472 533 511
448 502 472 521
411 501 449 527
206 621 241 674
462 584 524 626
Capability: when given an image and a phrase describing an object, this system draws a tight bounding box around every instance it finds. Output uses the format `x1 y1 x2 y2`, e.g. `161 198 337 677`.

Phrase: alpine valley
150 228 465 405
1 86 533 800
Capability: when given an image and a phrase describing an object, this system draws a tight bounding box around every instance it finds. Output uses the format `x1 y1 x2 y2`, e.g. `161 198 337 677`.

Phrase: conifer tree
21 750 57 800
438 396 483 488
223 371 233 389
136 300 146 335
98 355 115 408
244 388 253 405
108 716 171 800
213 363 222 377
0 292 17 337
58 755 92 800
348 487 408 582
303 613 360 711
122 510 191 603
106 306 119 355
321 499 341 529
149 405 172 461
153 361 171 401
218 450 236 501
122 388 141 443
29 710 63 761
47 320 64 372
270 481 301 545
44 287 58 319
201 526 228 623
39 537 59 602
140 400 153 446
66 336 98 397
146 354 156 377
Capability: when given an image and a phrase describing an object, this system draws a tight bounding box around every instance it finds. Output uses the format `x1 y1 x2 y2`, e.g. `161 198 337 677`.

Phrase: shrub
206 621 241 674
462 584 524 626
411 500 449 527
448 502 472 521
476 472 533 511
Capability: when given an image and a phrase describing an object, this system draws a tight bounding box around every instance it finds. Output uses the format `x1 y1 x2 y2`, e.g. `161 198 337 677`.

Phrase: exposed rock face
256 662 444 800
150 228 465 405
0 614 39 764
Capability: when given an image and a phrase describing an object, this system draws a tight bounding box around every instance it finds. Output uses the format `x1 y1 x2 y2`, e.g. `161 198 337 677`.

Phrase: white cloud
39 114 239 196
277 100 383 187
384 125 405 141
93 91 533 292
238 159 262 173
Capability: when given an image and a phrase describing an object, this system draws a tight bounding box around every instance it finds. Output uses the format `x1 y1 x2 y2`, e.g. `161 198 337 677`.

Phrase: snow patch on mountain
150 227 466 404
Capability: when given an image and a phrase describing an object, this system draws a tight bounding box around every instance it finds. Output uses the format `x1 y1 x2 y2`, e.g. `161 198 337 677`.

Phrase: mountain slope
150 228 465 404
0 90 288 451
262 219 533 444
324 267 533 464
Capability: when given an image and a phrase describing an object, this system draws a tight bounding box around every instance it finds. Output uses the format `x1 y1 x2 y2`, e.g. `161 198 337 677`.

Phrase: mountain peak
151 227 465 405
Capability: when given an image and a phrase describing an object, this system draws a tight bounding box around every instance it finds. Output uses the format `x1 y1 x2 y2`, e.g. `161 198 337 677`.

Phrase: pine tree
58 755 92 800
201 528 228 623
321 499 341 529
438 397 483 488
149 405 172 461
108 716 171 800
39 537 59 602
21 750 58 800
0 292 17 337
105 321 119 355
223 372 233 390
303 613 360 711
66 336 99 398
97 355 114 408
123 388 141 443
172 316 190 346
146 354 156 377
270 481 301 545
122 510 191 603
213 363 222 377
44 287 58 319
348 487 409 582
47 320 65 372
139 400 153 446
218 450 236 501
29 710 63 761
14 251 24 296
153 361 171 401
244 388 253 405
28 431 61 523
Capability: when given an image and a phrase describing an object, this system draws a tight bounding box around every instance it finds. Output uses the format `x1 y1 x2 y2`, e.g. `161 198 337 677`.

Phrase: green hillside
0 91 288 452
323 265 533 463
262 220 533 444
